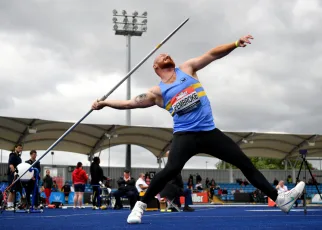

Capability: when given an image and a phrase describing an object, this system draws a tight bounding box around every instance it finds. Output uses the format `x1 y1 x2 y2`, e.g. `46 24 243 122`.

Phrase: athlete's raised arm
92 87 162 110
182 35 253 73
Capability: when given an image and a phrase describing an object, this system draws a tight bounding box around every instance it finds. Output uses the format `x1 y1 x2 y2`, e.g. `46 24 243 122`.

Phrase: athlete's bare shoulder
148 85 163 108
178 62 199 80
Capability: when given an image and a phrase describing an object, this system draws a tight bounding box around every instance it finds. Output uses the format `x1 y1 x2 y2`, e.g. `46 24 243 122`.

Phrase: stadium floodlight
141 25 147 32
123 24 129 30
112 10 148 171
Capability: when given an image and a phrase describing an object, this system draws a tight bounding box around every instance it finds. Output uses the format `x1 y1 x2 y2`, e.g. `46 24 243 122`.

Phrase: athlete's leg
127 132 198 223
198 128 278 201
142 132 197 204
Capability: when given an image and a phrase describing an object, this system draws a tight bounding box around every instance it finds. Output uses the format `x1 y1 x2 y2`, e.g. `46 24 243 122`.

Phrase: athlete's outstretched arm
184 35 253 72
92 89 158 110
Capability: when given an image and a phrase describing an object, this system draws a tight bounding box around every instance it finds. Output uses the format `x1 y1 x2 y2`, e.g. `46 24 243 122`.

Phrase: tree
215 157 315 170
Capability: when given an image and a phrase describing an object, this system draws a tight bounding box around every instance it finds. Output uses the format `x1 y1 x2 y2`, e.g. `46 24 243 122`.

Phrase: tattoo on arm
135 94 147 103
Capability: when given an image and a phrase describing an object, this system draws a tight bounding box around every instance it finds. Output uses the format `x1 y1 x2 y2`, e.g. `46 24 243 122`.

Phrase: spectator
210 179 217 188
209 183 216 199
195 181 203 191
42 169 53 205
205 177 210 188
276 180 288 194
286 175 293 184
159 150 194 212
136 173 149 193
145 175 151 185
189 174 194 184
113 169 138 210
52 180 59 192
61 182 71 204
187 178 194 190
196 173 202 183
243 179 249 186
236 178 243 185
25 150 41 208
72 162 88 209
90 157 107 210
160 173 194 212
273 178 279 186
6 144 23 211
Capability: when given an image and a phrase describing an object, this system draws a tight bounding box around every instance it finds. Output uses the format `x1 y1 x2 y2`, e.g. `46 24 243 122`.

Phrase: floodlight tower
112 10 148 171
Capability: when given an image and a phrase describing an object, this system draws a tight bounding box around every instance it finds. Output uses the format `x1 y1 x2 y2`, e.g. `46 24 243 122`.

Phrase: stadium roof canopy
0 116 321 160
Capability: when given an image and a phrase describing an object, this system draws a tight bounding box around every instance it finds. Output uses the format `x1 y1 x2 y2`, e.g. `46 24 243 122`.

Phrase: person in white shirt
276 180 288 194
195 182 203 190
136 173 149 193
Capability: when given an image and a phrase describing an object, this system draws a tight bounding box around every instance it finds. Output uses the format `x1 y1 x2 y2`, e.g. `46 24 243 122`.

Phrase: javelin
4 17 190 192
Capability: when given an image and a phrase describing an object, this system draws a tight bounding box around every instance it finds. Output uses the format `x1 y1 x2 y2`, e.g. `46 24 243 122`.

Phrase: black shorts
74 184 85 192
7 174 22 193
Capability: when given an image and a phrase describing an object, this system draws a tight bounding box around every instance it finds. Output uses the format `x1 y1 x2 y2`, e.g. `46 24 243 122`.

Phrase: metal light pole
112 10 148 171
106 133 118 177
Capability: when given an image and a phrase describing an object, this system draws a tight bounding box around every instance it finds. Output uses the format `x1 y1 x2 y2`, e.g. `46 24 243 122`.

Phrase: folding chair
165 197 181 212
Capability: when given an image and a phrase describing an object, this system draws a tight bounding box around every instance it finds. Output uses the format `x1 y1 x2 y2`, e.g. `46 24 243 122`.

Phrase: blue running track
1 206 322 230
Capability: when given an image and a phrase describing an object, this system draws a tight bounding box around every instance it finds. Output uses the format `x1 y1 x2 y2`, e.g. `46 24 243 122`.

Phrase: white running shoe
127 201 147 224
275 181 305 213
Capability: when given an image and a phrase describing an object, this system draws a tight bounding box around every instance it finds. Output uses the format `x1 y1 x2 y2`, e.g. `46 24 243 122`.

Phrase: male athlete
92 35 305 224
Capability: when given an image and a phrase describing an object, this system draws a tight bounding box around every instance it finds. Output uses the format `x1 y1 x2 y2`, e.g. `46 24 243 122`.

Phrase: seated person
113 169 138 210
160 173 194 212
61 182 71 203
195 181 203 191
276 180 288 194
52 180 59 192
236 178 243 185
243 179 249 186
136 173 149 193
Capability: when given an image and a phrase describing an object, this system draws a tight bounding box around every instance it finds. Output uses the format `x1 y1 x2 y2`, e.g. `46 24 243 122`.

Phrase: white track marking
246 209 322 212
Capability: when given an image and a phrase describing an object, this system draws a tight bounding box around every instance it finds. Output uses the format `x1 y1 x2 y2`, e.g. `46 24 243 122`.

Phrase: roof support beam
23 138 93 149
236 132 255 145
88 125 116 157
158 138 173 158
282 134 318 160
16 119 37 147
0 125 21 135
0 137 16 145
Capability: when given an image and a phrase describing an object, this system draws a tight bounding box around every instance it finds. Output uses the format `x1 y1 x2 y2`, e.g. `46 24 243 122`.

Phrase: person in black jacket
160 173 194 212
160 151 194 212
6 144 23 211
25 150 41 208
90 157 107 209
42 170 53 205
113 169 138 210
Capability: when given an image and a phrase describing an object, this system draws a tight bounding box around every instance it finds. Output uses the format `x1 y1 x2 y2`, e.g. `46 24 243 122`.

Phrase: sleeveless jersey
159 68 216 133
